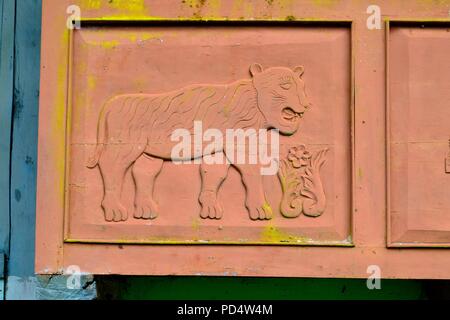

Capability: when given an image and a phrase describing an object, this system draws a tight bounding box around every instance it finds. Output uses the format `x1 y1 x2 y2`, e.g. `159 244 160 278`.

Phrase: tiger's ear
249 63 263 77
293 65 305 78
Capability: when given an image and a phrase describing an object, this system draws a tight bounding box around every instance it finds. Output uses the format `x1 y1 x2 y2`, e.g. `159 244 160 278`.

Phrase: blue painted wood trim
0 254 4 278
0 0 15 258
8 0 41 278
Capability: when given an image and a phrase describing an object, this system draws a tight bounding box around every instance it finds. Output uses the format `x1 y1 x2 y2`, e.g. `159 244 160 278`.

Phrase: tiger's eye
280 82 291 90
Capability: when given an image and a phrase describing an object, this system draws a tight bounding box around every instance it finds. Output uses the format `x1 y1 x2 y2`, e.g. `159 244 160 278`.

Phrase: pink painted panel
389 25 450 246
67 26 352 244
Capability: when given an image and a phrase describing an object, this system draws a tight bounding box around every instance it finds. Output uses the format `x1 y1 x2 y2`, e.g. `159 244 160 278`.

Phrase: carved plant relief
87 63 322 222
278 145 328 218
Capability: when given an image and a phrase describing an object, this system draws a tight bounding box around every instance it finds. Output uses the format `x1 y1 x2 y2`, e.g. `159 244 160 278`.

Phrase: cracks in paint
12 87 23 120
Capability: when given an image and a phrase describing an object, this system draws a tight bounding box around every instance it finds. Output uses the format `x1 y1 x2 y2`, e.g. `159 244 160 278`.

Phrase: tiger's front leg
199 159 229 219
132 154 163 219
234 163 273 220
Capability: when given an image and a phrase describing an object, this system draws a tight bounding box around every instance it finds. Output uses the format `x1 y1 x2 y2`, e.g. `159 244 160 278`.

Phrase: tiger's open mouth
282 107 304 122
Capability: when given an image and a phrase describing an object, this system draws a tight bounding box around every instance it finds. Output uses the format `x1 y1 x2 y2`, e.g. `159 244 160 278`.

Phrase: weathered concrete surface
6 275 96 300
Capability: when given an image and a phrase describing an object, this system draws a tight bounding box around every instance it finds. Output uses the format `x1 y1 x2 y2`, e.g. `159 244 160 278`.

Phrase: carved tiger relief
87 63 314 222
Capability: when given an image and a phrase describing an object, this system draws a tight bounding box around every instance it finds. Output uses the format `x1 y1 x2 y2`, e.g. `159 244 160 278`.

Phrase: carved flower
287 145 311 168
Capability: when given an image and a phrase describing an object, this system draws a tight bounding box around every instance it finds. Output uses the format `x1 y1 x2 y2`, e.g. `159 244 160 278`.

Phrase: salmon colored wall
3 0 450 299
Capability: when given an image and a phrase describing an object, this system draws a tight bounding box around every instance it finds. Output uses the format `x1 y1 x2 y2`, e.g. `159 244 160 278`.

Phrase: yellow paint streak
274 0 295 11
53 30 70 201
223 83 246 116
279 175 287 191
139 32 164 41
73 92 86 125
183 0 205 8
76 61 87 74
417 0 450 6
192 217 201 231
128 34 138 42
80 0 102 9
114 31 164 43
231 0 254 18
87 75 96 90
311 0 339 7
132 77 146 88
84 31 165 49
84 38 119 48
177 87 200 107
109 0 146 12
260 223 309 244
101 40 119 49
207 0 222 16
80 0 148 17
262 202 273 216
181 0 224 19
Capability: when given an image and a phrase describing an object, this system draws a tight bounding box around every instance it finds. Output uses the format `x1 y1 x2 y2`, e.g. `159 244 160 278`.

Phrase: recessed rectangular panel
66 25 352 245
388 25 450 246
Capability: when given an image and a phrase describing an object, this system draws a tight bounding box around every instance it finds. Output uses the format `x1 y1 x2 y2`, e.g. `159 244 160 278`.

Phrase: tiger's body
89 80 264 162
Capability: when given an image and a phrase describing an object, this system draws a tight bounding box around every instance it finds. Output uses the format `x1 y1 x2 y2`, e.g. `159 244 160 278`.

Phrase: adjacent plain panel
388 24 450 247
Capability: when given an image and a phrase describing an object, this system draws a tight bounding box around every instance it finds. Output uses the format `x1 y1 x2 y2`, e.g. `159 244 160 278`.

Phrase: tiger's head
250 63 312 135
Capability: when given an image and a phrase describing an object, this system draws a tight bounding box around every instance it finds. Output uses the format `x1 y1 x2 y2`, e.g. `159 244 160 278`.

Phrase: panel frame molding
59 19 356 246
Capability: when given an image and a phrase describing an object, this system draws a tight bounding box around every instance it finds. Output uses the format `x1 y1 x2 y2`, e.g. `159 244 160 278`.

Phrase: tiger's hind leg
98 143 146 222
199 157 230 219
132 154 163 219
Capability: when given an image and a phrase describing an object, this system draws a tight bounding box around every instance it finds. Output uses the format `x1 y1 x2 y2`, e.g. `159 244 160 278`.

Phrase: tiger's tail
86 106 108 168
